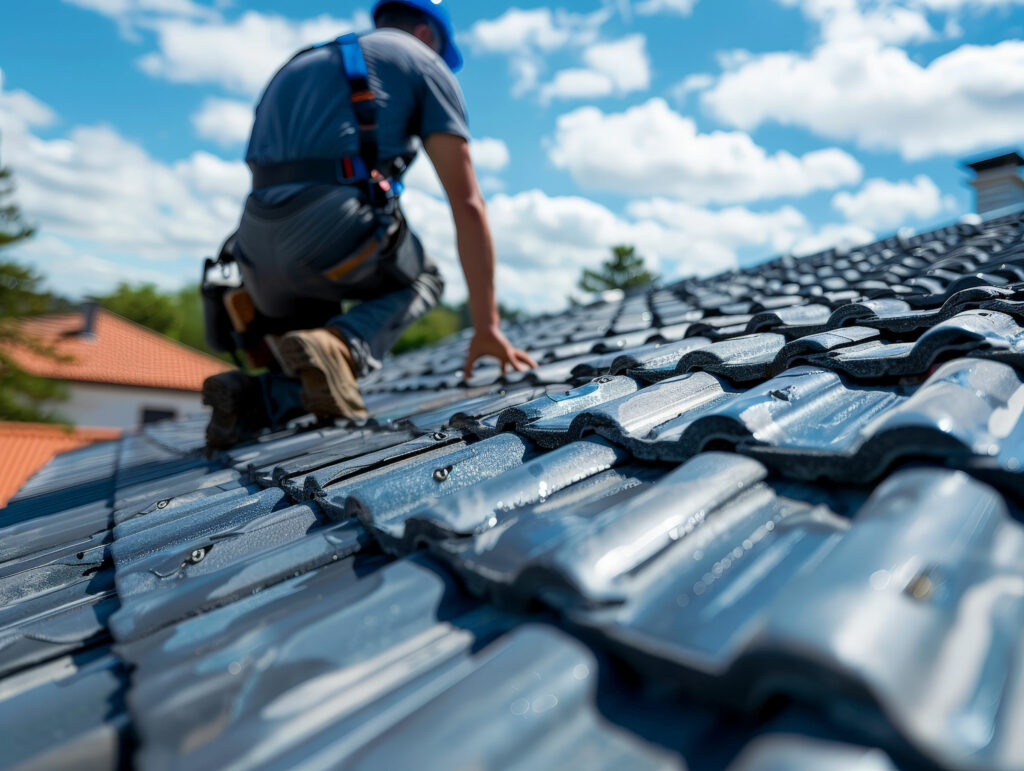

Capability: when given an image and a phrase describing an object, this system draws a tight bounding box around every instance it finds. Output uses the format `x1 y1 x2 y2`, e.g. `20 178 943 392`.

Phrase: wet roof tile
5 211 1024 770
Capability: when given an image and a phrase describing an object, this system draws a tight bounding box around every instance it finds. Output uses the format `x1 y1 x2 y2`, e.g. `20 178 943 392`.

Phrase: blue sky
1 0 1023 312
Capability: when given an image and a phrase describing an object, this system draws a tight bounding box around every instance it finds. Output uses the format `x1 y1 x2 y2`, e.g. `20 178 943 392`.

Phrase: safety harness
248 33 404 213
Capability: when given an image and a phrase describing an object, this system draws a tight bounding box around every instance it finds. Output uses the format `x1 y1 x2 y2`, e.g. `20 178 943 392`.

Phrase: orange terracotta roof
5 308 231 391
0 421 121 508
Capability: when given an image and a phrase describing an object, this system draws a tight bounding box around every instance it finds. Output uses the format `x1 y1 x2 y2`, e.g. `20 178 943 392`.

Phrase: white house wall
55 382 208 430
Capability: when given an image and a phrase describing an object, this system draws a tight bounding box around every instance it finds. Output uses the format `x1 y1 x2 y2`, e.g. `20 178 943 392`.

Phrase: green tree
392 304 463 354
0 262 69 422
0 166 34 250
577 244 657 294
96 283 180 336
0 164 69 423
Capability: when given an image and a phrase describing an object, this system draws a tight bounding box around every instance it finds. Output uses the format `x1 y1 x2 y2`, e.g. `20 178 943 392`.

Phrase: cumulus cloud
634 0 700 15
464 7 600 55
406 186 749 312
138 10 369 95
470 138 512 171
464 6 619 98
548 98 863 205
703 2 1024 160
191 97 253 146
778 0 936 45
790 223 876 256
540 35 652 102
0 68 246 272
404 181 870 312
832 175 957 229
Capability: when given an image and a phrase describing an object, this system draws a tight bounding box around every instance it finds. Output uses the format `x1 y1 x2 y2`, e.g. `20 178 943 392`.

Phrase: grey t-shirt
246 28 469 204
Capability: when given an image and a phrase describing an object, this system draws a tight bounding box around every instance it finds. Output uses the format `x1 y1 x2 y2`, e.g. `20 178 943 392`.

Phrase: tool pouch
201 240 240 354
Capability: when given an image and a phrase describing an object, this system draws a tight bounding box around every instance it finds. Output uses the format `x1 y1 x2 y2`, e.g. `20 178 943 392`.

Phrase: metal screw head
156 499 170 510
189 548 207 564
432 467 451 482
595 376 614 384
431 432 447 441
906 574 934 601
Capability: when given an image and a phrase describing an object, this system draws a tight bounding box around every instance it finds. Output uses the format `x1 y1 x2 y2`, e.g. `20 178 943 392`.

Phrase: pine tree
577 245 657 294
0 166 35 249
0 165 67 423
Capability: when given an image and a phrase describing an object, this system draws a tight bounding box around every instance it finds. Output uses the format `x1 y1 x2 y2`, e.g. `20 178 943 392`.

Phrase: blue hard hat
372 0 463 72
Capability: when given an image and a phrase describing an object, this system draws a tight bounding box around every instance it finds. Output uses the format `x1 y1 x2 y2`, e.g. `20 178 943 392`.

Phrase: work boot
202 370 270 450
275 328 367 420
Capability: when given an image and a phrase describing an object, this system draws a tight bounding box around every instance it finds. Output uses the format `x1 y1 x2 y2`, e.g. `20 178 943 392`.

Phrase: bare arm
423 133 537 379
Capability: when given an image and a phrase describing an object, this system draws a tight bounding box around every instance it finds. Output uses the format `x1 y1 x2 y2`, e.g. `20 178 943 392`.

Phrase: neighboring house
0 422 121 507
6 304 230 430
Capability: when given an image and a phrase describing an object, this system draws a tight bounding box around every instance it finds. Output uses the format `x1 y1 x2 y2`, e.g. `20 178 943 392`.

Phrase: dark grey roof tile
296 431 469 501
0 500 112 567
329 434 537 546
110 487 289 569
0 568 117 677
746 303 832 335
812 309 1024 380
333 625 682 771
436 453 845 625
126 555 487 770
114 484 258 532
0 651 129 770
769 327 881 375
261 428 415 488
750 468 1024 770
495 376 640 435
397 438 631 553
110 516 369 644
659 333 788 384
727 736 898 771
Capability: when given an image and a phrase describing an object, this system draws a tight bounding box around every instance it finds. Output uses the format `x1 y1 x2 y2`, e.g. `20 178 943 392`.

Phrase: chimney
965 151 1024 218
79 301 99 340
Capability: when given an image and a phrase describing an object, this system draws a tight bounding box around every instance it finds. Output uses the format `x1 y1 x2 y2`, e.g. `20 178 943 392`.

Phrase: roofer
200 0 537 449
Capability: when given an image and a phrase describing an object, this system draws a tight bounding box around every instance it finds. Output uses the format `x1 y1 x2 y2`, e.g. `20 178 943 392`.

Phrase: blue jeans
234 184 444 426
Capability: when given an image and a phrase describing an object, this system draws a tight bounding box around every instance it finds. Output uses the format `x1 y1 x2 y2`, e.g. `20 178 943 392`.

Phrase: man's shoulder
362 28 453 80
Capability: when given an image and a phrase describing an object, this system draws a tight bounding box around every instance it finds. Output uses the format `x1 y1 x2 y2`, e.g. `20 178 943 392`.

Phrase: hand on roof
463 325 537 380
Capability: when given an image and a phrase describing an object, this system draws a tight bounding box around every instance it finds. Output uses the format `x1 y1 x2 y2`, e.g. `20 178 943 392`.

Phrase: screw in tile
156 499 169 509
905 574 934 601
431 432 447 441
595 376 614 384
189 548 207 564
432 467 451 482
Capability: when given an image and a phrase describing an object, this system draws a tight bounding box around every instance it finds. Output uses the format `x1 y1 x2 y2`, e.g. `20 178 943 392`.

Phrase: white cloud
464 6 613 97
402 138 511 199
470 138 511 171
538 35 652 103
464 7 607 55
403 180 867 313
137 10 369 95
914 0 1024 9
0 69 245 269
670 72 715 104
778 0 936 45
634 0 699 15
702 37 1024 160
626 198 812 253
548 98 863 205
790 223 876 256
832 175 957 229
191 97 253 146
407 186 747 312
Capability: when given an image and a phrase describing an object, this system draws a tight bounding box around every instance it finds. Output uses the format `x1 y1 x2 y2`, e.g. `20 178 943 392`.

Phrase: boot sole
202 372 266 449
277 334 367 419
